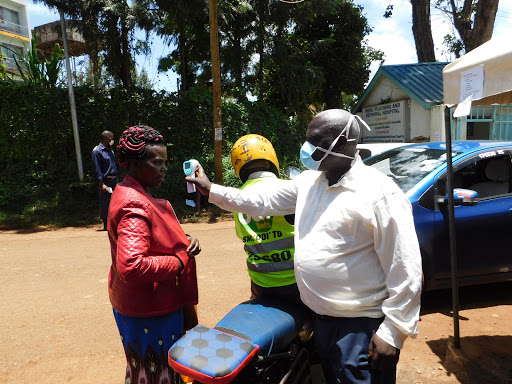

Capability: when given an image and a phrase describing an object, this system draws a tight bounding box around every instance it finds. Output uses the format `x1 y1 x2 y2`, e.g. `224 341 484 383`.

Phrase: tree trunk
178 19 189 93
451 0 499 52
411 0 436 62
119 15 133 88
256 1 265 99
88 49 101 88
232 26 243 89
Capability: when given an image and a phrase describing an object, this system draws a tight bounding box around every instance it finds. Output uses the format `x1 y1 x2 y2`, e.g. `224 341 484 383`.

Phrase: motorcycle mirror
285 166 301 180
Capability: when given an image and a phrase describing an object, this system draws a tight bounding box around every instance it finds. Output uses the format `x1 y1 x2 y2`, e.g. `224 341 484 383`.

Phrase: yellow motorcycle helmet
231 134 279 182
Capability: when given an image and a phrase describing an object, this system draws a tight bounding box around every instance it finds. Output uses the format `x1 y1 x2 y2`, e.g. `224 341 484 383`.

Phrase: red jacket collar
122 174 150 196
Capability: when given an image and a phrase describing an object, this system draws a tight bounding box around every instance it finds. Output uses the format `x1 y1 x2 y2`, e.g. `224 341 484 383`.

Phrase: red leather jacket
107 175 198 317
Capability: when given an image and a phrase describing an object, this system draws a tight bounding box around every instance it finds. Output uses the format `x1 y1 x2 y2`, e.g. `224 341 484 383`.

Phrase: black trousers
313 314 399 384
99 177 118 223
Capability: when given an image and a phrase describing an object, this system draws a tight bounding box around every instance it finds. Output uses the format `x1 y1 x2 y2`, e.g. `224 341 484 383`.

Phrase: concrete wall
430 104 446 141
410 101 431 141
362 77 409 107
360 76 435 142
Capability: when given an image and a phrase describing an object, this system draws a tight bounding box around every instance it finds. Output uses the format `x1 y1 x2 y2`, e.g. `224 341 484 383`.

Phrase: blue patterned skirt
113 307 183 384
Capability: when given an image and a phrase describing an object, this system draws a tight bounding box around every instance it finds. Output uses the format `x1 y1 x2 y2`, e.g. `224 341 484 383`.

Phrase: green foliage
443 34 465 58
0 52 7 81
265 0 376 112
0 83 303 227
33 0 379 115
132 0 377 115
0 33 64 87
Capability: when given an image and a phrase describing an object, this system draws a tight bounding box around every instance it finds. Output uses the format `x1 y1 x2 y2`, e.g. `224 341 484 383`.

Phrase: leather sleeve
116 200 186 283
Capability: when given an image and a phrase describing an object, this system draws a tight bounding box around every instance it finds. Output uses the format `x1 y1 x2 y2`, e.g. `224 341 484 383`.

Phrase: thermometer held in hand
183 159 199 193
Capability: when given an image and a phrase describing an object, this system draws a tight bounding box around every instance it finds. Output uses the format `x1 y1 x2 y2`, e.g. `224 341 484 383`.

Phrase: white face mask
300 114 370 171
109 139 114 147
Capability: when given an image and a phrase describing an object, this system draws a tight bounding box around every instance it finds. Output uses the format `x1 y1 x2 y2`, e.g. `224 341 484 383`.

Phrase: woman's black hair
117 125 165 168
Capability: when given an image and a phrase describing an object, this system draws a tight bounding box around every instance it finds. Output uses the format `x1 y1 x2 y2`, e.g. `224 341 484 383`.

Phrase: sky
26 0 512 93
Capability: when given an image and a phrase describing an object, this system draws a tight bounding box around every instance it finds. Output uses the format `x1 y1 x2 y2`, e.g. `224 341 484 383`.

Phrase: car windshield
363 147 460 192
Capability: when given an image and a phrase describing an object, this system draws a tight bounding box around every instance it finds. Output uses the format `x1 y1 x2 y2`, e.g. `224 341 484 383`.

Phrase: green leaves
0 33 64 87
0 83 303 223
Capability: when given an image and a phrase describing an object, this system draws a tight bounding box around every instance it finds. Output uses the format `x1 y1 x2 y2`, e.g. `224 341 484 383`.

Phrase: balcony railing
0 19 29 37
1 57 18 71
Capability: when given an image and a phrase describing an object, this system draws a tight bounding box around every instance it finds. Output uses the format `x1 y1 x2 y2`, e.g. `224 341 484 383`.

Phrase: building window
1 43 23 70
0 6 22 35
0 6 20 25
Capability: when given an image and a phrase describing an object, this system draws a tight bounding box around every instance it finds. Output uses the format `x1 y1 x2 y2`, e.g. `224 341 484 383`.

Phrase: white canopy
443 35 512 106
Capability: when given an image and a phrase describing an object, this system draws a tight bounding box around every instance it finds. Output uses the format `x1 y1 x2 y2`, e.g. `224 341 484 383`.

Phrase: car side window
438 154 512 200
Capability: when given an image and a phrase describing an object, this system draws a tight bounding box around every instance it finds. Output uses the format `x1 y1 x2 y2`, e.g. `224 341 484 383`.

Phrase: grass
0 200 233 230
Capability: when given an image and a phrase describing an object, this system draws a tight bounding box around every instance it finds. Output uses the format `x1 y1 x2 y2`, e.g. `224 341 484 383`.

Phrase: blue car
363 141 512 291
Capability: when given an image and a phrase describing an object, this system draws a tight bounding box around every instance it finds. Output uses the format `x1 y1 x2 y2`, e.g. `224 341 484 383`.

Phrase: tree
385 0 500 61
136 0 210 93
33 0 142 88
264 0 382 114
441 0 499 57
411 0 436 62
217 0 258 95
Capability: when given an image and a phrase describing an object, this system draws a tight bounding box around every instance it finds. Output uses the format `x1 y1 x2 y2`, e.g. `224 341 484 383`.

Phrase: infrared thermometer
183 159 199 193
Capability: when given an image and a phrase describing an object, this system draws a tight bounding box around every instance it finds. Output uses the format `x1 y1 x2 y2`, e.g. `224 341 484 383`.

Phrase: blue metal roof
352 62 450 113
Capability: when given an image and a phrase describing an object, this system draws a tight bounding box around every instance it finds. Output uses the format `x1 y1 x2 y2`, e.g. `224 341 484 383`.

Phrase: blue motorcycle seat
215 297 310 355
168 324 259 384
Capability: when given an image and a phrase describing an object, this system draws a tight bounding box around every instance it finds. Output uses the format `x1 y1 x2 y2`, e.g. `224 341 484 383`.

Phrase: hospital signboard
361 100 408 143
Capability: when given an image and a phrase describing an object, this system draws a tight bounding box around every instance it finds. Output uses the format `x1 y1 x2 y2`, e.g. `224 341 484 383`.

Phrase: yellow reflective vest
234 177 296 288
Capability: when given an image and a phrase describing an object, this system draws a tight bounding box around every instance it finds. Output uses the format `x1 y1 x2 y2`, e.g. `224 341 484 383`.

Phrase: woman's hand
186 235 201 257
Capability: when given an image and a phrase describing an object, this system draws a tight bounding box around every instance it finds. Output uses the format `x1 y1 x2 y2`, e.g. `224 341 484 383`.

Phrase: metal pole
60 11 84 182
208 0 223 184
444 107 460 348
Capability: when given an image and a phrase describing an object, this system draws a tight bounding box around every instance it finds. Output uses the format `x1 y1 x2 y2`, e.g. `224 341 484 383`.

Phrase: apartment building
0 0 31 73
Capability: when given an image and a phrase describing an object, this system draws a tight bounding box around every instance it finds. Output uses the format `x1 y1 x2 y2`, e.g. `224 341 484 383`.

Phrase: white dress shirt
209 156 422 349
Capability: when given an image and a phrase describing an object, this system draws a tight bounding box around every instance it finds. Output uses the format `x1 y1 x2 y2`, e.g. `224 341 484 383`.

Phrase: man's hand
368 334 399 371
185 163 212 197
186 235 201 257
100 181 110 193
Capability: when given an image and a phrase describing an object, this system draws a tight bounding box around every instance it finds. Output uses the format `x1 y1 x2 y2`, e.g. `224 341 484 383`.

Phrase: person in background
230 134 301 305
186 109 422 384
108 125 201 383
92 130 118 230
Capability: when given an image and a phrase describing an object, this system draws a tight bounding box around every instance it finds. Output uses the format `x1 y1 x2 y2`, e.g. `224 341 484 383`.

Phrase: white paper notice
460 65 484 102
215 128 222 141
453 96 472 118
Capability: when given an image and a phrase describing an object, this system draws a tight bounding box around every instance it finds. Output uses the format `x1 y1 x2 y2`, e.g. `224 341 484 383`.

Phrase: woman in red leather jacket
107 125 201 383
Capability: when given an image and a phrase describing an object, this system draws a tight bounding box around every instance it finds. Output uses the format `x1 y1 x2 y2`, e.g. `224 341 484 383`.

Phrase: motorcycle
168 296 316 384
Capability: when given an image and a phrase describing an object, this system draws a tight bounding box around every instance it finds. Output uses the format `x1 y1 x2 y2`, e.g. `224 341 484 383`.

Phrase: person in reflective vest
231 134 301 305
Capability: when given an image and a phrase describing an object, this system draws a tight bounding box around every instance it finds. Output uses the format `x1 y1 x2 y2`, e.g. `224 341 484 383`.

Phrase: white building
0 0 31 75
352 62 449 143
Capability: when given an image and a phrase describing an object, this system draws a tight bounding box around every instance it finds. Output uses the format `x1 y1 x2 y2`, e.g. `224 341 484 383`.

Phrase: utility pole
60 11 83 182
208 0 223 184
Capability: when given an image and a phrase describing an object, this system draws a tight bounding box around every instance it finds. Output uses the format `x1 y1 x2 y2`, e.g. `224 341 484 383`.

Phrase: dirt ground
1 221 511 384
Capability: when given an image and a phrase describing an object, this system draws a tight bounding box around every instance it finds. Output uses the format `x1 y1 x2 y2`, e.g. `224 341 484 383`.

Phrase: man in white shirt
187 109 422 384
